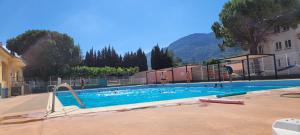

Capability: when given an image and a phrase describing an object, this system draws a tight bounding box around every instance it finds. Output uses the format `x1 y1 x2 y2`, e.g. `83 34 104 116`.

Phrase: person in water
160 72 167 84
224 65 233 82
214 83 224 88
73 80 76 87
186 71 191 83
81 79 85 89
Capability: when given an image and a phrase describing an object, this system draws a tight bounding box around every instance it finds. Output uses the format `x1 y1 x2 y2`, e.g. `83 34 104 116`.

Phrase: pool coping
56 78 300 94
46 84 300 118
46 92 216 118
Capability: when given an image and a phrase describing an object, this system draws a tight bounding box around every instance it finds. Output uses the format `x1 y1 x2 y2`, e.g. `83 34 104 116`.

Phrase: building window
287 57 291 66
258 46 264 54
250 62 255 74
275 42 282 50
285 40 292 49
274 26 280 33
277 59 281 67
282 26 290 31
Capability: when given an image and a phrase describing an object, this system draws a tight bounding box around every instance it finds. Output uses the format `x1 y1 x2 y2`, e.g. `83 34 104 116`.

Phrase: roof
228 63 243 70
218 54 274 61
0 43 25 66
0 43 20 58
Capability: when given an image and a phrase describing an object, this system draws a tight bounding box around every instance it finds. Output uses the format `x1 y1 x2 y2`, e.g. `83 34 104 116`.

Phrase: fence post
217 61 221 82
49 76 51 85
242 60 246 80
201 66 204 81
206 63 210 82
155 71 158 84
145 72 148 84
273 54 278 79
51 87 56 113
171 68 174 83
246 55 251 81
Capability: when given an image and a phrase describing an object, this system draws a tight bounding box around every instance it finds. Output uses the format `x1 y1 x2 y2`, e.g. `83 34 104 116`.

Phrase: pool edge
47 86 300 118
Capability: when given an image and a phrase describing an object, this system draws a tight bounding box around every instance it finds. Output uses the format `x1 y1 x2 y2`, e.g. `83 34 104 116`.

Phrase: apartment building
0 42 25 98
256 24 300 76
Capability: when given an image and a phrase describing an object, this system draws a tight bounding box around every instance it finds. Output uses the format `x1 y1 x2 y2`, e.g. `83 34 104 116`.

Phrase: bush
69 66 139 77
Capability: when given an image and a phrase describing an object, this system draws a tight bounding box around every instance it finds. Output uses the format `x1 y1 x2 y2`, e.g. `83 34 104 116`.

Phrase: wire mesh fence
10 52 300 96
22 75 147 94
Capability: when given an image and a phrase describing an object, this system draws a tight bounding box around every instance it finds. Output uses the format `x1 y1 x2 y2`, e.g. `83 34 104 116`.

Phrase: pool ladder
51 83 85 113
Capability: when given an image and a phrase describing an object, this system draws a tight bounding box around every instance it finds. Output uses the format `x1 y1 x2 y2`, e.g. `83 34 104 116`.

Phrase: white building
257 24 300 76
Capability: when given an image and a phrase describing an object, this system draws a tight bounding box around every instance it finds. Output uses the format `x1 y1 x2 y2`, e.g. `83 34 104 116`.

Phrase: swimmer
80 79 85 89
224 65 233 82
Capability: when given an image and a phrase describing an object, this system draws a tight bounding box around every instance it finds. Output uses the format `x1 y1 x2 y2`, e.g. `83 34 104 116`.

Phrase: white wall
259 24 300 75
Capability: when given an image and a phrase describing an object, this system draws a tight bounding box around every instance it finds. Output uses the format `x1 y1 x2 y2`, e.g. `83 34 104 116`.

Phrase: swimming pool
56 80 300 108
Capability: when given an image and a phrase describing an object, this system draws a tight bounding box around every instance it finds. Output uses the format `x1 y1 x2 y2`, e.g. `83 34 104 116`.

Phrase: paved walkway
3 94 49 115
0 93 49 117
0 89 300 135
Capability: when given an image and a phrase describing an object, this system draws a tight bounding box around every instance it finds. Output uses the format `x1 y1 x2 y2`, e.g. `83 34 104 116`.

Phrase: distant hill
147 33 243 67
167 33 242 63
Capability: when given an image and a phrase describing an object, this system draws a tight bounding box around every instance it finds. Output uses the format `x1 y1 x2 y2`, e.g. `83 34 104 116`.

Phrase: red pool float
199 98 244 105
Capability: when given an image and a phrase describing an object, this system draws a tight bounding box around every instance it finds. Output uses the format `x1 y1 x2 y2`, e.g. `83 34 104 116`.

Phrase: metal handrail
51 83 85 113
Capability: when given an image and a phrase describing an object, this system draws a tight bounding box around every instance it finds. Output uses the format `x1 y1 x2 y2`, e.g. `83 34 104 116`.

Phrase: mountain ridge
147 32 242 67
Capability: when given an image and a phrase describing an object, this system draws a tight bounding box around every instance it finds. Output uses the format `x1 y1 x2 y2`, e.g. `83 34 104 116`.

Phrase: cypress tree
136 48 148 71
151 44 173 70
83 46 148 71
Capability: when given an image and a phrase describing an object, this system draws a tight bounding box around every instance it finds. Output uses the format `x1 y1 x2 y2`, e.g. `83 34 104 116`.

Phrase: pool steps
52 83 85 112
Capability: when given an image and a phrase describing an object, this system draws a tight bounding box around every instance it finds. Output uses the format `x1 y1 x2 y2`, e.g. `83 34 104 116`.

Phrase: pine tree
136 48 148 71
96 50 101 67
151 45 161 70
151 44 173 70
83 46 148 71
84 51 90 66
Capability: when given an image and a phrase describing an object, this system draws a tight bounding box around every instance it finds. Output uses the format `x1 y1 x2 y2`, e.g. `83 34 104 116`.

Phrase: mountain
167 33 242 64
147 33 243 67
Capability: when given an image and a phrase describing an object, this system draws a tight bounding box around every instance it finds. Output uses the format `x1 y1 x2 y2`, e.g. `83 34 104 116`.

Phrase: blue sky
0 0 228 54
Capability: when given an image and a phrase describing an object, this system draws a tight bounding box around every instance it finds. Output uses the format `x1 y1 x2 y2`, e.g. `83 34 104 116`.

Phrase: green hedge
69 66 139 77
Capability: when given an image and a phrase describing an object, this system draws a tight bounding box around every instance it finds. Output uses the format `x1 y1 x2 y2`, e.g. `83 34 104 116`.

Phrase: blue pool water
56 80 300 108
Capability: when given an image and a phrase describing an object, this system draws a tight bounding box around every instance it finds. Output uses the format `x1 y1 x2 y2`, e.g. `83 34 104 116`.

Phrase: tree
122 51 136 68
109 46 120 67
84 46 121 67
96 50 102 67
136 48 148 71
212 0 300 54
6 30 81 80
84 48 96 67
203 59 219 65
7 30 49 55
83 46 148 71
150 44 173 70
151 45 162 70
168 50 182 66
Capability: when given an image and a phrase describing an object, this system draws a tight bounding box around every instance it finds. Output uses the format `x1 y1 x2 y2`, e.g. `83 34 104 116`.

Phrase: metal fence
144 54 300 84
8 52 300 96
22 75 147 94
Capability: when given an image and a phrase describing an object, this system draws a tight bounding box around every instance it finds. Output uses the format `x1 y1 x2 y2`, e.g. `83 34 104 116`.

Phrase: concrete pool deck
47 92 216 118
0 87 300 135
0 93 48 116
47 84 300 117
